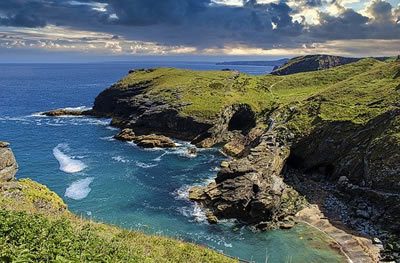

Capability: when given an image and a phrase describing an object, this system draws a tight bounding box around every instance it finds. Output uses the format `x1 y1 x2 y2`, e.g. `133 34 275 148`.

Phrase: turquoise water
0 63 344 262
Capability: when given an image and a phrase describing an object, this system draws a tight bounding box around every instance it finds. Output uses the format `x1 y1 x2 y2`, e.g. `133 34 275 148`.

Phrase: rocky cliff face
271 55 361 75
0 141 18 182
92 81 213 141
288 109 400 234
190 128 305 229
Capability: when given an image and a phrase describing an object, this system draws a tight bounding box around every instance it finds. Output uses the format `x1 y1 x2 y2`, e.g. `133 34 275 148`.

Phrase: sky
0 0 399 62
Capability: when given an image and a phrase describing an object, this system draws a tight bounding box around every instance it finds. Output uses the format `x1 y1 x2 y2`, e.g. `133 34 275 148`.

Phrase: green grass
0 180 236 263
114 59 399 130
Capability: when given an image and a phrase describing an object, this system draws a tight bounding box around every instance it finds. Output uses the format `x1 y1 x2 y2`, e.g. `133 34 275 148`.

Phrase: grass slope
0 179 235 263
117 59 399 129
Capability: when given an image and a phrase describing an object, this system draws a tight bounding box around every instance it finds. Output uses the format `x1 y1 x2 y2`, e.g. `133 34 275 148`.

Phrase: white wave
53 144 87 173
112 156 129 163
100 136 115 141
63 106 92 111
174 184 191 200
178 203 207 223
153 152 167 161
106 126 119 131
135 161 158 168
65 177 94 200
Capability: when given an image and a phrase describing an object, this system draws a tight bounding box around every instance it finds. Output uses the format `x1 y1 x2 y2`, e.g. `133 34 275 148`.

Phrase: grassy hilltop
116 58 399 131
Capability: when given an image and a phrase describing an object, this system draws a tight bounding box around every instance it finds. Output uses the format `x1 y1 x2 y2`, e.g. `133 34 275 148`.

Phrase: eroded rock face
0 141 18 182
288 109 400 234
92 81 212 141
190 131 305 229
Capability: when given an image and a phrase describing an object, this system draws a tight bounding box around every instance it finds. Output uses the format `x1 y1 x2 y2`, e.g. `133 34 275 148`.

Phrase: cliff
271 54 362 75
84 57 400 260
0 141 235 262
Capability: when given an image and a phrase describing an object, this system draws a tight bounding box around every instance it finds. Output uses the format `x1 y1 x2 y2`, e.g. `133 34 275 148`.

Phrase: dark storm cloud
0 0 398 50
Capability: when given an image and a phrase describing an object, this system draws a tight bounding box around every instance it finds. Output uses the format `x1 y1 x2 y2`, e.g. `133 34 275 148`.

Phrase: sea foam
65 177 94 200
53 144 87 173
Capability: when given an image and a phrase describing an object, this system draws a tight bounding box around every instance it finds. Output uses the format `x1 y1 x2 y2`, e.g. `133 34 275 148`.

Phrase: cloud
0 0 398 57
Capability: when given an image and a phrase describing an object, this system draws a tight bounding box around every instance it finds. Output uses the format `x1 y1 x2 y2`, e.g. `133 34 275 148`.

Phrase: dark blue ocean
0 62 343 262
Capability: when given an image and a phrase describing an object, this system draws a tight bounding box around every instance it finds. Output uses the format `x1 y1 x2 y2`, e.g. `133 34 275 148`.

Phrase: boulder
114 129 176 148
134 134 176 148
0 141 18 182
114 128 136 141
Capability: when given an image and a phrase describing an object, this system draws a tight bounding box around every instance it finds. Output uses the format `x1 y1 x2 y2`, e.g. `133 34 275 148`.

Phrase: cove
0 63 345 262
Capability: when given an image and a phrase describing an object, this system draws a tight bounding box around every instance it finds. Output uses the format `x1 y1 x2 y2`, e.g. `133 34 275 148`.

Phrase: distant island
216 58 288 67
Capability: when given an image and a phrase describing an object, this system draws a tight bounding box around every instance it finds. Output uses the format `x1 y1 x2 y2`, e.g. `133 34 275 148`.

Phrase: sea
0 61 344 262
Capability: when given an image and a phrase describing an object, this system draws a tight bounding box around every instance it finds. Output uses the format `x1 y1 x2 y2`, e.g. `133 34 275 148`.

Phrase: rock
0 141 18 182
192 130 305 229
338 176 349 185
188 186 205 201
42 108 92 116
187 147 197 157
114 129 176 148
220 161 230 168
134 134 176 148
114 128 136 141
206 210 218 224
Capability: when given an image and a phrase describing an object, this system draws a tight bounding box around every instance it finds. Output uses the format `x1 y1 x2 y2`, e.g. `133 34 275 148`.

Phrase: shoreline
40 108 384 262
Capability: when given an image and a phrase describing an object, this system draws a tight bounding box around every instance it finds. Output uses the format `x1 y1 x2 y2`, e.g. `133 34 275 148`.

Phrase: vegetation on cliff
109 58 399 128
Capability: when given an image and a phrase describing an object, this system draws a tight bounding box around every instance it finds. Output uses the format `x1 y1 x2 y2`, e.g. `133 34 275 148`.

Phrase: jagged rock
188 186 206 201
134 134 176 148
0 141 18 182
206 210 218 224
191 130 305 229
114 128 136 141
114 128 176 148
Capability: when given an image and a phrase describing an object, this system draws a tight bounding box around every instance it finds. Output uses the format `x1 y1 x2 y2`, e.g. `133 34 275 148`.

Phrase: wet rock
206 210 218 224
114 129 176 148
114 128 136 141
188 186 206 201
134 134 176 148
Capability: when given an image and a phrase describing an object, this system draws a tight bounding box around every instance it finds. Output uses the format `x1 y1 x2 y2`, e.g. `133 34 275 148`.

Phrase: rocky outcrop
0 141 18 182
271 55 361 75
114 128 176 148
92 81 213 141
42 108 93 116
190 129 305 229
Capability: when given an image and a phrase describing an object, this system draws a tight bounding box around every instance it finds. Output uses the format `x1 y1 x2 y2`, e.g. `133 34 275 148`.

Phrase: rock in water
42 108 92 116
0 141 18 182
114 128 136 141
114 128 176 148
134 134 176 148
